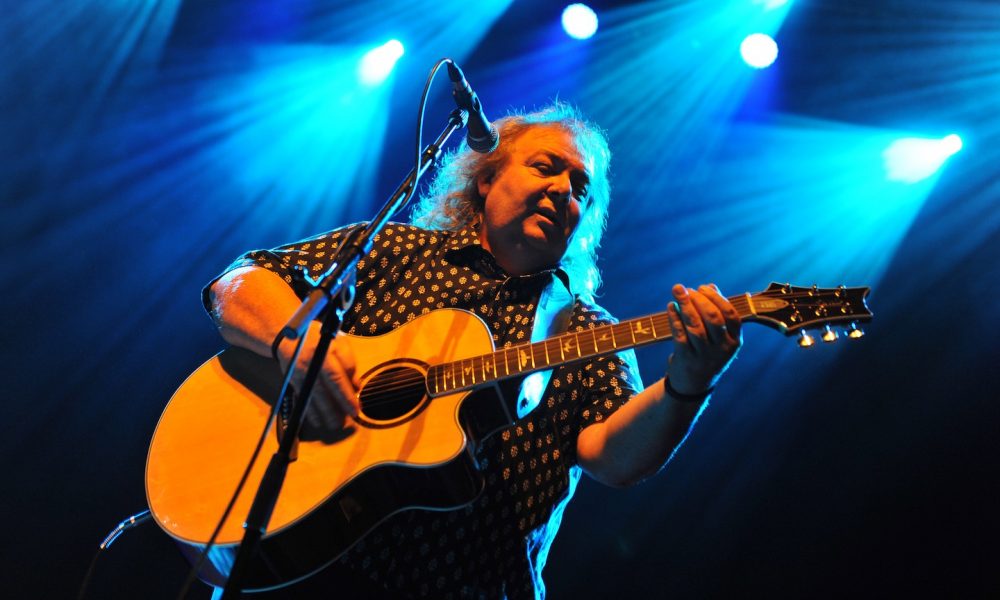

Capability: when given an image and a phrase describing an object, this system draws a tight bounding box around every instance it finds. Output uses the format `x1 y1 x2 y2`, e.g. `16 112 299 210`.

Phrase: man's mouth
535 206 561 228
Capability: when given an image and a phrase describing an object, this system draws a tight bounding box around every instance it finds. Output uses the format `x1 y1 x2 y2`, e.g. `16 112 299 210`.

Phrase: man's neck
479 228 552 277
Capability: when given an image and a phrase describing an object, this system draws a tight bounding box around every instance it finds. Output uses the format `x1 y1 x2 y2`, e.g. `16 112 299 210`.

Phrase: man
206 103 741 598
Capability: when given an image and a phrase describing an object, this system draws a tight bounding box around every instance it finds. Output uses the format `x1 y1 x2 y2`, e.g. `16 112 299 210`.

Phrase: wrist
664 377 713 403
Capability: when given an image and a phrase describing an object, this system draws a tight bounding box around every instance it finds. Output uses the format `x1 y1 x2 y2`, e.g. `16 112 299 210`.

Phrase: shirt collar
442 223 573 290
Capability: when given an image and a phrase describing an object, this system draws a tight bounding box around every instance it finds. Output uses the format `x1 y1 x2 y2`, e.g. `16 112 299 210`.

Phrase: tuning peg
847 322 865 339
821 325 838 343
798 330 815 347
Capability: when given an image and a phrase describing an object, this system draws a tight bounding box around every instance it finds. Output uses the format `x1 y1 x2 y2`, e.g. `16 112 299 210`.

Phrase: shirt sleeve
570 304 645 434
200 222 368 316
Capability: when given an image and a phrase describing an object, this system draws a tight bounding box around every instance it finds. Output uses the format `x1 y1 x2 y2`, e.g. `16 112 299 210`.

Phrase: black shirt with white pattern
206 222 643 599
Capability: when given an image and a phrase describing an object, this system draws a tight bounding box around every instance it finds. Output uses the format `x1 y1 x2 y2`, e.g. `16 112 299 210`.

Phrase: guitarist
204 103 742 598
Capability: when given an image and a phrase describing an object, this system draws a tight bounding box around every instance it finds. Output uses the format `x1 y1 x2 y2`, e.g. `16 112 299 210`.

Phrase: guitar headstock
743 282 873 346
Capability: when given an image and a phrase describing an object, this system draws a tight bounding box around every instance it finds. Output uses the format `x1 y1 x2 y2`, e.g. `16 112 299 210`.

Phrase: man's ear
477 173 493 199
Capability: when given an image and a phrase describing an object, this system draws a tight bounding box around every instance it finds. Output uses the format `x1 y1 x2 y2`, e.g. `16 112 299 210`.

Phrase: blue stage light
562 4 598 40
359 39 405 86
753 0 790 10
740 33 778 69
882 134 963 184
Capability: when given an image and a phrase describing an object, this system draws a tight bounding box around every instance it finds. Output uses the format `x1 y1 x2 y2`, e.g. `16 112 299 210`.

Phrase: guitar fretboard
426 294 755 396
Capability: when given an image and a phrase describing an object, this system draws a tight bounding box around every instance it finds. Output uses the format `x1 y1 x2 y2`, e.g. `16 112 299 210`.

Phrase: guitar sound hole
359 366 428 422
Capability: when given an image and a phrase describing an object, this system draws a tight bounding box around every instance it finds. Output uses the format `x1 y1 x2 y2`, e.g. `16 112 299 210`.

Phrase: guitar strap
516 271 575 419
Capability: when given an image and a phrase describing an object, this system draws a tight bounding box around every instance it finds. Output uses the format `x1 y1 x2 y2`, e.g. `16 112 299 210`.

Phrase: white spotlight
562 4 598 40
882 134 963 184
359 40 404 86
740 33 779 69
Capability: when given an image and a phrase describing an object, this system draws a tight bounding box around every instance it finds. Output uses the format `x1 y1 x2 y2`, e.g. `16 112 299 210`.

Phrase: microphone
446 61 500 153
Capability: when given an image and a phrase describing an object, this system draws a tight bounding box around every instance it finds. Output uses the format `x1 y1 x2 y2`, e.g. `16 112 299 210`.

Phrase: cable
412 59 454 206
76 510 153 600
173 334 307 599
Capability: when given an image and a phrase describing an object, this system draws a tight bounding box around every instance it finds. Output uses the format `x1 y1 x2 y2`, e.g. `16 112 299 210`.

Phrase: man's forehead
515 126 594 176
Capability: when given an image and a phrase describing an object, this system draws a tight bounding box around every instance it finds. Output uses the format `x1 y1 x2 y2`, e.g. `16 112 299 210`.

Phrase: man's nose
546 173 572 203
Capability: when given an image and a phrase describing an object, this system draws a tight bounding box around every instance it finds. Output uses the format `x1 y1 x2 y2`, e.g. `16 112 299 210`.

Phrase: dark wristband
665 377 713 403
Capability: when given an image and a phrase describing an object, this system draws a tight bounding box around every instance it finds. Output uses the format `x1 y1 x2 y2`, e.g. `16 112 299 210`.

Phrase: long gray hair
410 102 612 302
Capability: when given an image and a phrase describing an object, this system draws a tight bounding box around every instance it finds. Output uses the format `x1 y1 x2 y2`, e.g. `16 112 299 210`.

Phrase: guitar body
146 309 516 591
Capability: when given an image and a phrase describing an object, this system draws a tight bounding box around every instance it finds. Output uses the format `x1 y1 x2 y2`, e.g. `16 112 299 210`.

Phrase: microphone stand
220 107 468 598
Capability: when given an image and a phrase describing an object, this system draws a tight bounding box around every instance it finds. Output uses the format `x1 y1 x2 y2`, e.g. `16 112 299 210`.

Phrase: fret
594 326 615 353
542 339 550 366
611 322 629 349
648 315 658 338
589 328 599 354
466 358 476 385
516 346 532 372
559 334 574 359
502 347 510 376
653 313 672 341
632 317 655 344
557 334 566 362
433 366 441 395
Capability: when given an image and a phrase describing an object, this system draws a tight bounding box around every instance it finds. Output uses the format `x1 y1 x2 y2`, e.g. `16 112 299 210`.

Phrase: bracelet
664 377 713 403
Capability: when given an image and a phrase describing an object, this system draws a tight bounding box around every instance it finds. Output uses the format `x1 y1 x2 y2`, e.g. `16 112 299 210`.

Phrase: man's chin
524 225 567 264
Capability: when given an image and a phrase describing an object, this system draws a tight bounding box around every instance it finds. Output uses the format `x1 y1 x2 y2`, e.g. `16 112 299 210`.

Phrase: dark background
3 0 998 597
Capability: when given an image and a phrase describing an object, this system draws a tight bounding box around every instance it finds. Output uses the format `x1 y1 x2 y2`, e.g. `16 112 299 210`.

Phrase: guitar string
354 296 862 397
357 311 680 389
336 292 865 406
356 313 680 407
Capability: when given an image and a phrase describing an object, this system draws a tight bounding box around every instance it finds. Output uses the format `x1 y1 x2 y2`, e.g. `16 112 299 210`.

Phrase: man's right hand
276 323 361 434
209 266 362 436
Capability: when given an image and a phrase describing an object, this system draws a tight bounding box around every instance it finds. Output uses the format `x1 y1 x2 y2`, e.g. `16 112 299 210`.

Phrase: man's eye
533 162 552 173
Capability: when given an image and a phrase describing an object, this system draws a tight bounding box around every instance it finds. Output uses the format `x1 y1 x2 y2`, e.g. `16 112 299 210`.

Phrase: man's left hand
664 283 742 396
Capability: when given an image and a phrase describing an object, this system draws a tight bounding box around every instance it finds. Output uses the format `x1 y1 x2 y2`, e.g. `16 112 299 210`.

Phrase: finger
672 284 707 352
699 284 742 339
667 301 689 348
688 286 728 345
303 394 343 431
322 355 357 415
322 356 360 419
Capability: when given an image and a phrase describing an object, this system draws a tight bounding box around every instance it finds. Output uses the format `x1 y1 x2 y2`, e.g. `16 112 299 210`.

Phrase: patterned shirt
207 222 643 599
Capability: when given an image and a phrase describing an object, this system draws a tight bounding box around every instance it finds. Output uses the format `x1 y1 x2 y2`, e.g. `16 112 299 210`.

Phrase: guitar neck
426 294 756 396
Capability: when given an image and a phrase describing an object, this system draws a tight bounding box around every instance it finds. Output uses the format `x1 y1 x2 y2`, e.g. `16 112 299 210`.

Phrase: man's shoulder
377 222 448 240
316 222 454 251
569 297 618 331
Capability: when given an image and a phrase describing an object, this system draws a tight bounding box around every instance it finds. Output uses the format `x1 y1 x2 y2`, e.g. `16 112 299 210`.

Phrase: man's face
477 125 592 275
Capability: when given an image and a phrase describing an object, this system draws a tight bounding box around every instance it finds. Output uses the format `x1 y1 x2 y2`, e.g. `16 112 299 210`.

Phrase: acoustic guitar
146 283 871 590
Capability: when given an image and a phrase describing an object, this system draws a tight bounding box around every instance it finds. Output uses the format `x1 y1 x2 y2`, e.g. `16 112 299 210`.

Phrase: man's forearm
208 266 304 358
577 378 706 487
